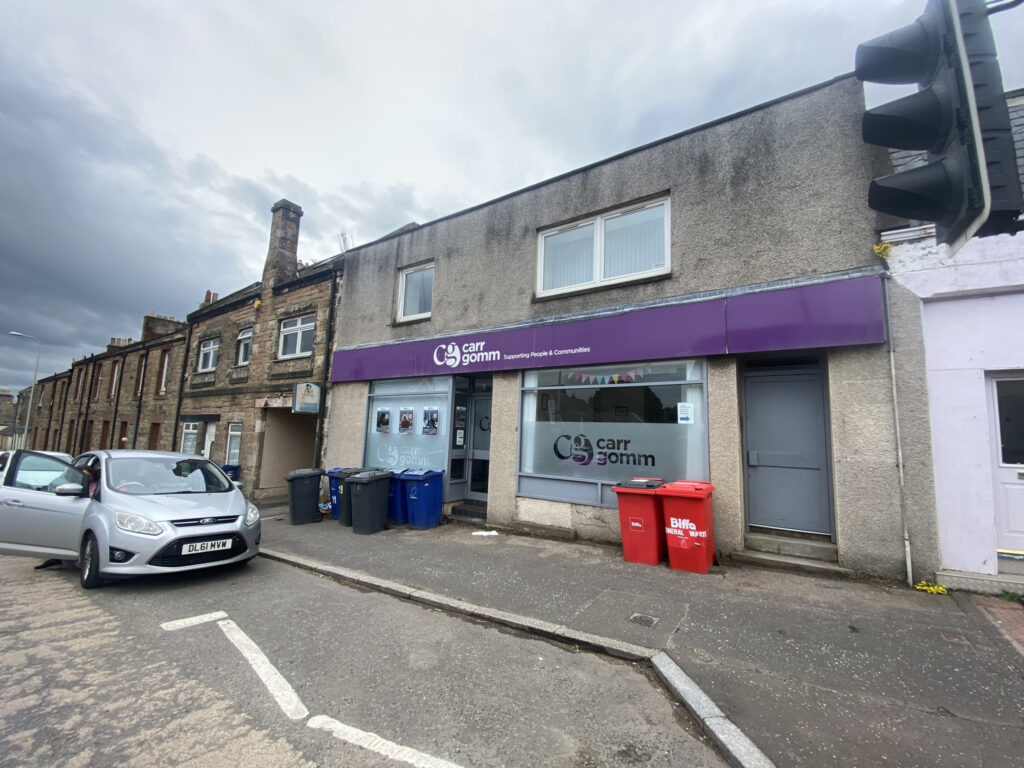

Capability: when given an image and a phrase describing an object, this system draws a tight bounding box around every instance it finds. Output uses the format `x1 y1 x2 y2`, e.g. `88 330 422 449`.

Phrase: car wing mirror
233 481 243 490
54 483 87 498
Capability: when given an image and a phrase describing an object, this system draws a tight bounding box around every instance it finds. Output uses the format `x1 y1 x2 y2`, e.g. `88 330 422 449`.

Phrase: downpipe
882 272 914 588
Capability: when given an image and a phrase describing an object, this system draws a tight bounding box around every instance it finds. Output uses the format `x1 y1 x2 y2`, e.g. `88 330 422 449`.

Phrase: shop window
397 264 434 322
198 339 219 372
519 358 707 507
225 423 243 464
537 199 669 297
181 422 199 454
364 377 450 471
236 328 252 366
279 314 315 358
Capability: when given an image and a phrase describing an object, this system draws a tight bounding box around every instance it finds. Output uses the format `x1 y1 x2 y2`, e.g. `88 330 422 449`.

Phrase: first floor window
279 314 315 358
181 422 199 454
397 264 434 322
156 350 170 394
519 358 707 506
538 198 669 296
198 339 219 372
225 423 243 464
236 328 252 365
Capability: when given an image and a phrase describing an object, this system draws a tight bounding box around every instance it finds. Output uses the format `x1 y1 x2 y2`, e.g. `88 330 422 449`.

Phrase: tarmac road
0 553 727 768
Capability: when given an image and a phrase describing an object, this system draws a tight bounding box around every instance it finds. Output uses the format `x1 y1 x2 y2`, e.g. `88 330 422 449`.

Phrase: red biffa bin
657 481 715 573
611 479 666 565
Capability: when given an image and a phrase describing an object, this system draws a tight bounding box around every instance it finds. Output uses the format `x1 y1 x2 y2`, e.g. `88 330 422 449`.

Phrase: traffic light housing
855 0 1022 251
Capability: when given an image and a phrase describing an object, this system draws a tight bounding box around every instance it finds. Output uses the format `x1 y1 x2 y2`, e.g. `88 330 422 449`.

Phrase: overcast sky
1 0 1022 395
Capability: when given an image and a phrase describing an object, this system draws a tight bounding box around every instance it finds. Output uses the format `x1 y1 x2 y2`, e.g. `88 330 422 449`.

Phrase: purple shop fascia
330 276 887 383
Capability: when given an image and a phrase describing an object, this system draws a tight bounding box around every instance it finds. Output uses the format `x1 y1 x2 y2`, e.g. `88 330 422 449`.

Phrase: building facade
179 200 339 500
20 200 342 502
323 75 941 582
884 89 1024 594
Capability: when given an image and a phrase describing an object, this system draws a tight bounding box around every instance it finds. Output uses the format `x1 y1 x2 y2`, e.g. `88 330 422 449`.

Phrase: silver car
0 449 261 588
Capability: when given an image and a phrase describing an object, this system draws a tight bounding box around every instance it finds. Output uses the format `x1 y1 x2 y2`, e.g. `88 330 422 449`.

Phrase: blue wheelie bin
388 470 412 526
404 469 445 529
326 468 344 520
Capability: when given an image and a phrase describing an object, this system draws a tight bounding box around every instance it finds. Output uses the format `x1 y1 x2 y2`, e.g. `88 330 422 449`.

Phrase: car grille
172 515 240 528
148 534 248 567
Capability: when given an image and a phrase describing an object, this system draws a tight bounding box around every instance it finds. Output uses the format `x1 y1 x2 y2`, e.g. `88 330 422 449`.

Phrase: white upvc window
225 423 243 464
397 263 434 322
537 198 670 297
157 350 170 394
278 314 315 358
198 339 219 372
236 328 252 366
109 360 120 398
180 422 199 454
136 354 146 397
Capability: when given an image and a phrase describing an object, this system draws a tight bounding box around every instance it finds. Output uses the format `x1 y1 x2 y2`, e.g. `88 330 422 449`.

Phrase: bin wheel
314 512 323 522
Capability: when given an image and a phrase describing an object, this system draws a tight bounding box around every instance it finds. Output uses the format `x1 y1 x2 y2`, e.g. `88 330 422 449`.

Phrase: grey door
742 367 833 537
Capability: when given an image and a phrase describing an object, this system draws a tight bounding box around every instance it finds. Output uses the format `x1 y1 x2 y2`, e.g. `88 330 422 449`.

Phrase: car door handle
3 499 25 507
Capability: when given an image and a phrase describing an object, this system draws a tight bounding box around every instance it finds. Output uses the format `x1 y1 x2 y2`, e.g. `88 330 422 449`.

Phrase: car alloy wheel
80 532 103 590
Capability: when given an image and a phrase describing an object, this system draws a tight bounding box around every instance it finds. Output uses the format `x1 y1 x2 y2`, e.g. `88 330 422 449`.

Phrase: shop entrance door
742 363 834 538
468 392 491 501
992 376 1024 558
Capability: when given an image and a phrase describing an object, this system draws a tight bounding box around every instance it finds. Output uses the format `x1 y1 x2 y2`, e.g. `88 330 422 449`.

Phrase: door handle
3 499 25 507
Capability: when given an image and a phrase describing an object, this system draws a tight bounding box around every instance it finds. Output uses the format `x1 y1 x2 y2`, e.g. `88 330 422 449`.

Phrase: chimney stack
262 199 303 289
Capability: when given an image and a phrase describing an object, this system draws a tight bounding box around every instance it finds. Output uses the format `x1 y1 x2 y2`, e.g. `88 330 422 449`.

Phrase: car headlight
114 511 162 536
244 503 260 527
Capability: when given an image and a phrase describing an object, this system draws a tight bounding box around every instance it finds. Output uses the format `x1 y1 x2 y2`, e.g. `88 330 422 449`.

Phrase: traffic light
855 0 1022 252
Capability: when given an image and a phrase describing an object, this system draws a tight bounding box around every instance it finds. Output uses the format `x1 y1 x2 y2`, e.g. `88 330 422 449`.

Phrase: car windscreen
106 457 233 495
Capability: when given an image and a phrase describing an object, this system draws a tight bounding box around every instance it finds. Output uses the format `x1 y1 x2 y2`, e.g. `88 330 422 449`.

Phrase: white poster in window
677 402 695 425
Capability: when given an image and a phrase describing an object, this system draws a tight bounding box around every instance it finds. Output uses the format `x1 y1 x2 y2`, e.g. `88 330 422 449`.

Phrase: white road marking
217 619 310 720
160 613 464 765
160 611 229 631
308 715 467 768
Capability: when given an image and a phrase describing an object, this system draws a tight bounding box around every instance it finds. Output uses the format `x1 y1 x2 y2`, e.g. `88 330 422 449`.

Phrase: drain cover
628 612 659 628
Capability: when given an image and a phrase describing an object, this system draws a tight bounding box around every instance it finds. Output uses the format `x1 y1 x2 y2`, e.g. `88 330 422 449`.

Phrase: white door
203 423 217 460
992 376 1024 555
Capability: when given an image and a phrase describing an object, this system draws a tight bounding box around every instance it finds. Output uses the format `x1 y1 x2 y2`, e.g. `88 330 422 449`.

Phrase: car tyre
80 532 103 589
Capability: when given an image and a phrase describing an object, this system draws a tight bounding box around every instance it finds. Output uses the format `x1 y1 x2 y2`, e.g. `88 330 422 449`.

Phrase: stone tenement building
28 313 188 457
21 200 341 501
179 200 339 499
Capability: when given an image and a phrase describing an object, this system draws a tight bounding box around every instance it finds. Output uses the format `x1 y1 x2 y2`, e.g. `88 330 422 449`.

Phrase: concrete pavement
257 506 1024 768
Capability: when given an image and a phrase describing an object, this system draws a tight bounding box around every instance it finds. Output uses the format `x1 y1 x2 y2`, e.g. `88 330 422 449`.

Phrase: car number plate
182 539 232 555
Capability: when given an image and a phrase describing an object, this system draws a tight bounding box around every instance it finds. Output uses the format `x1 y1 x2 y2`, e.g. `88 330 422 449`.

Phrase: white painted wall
890 230 1024 574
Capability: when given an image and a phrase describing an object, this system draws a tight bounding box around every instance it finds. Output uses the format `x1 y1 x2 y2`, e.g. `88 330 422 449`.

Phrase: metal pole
9 332 41 450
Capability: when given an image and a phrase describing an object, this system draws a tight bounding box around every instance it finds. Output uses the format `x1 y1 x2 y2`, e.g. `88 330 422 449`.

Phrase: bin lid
656 480 714 498
347 470 394 484
328 466 372 478
400 468 444 479
613 478 664 491
285 468 325 480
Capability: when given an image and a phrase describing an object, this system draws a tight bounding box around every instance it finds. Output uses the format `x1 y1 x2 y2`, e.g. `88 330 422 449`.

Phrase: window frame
180 422 199 454
278 314 315 359
156 350 169 395
109 360 120 398
536 198 670 298
236 328 253 366
225 422 243 464
396 263 434 323
197 339 220 373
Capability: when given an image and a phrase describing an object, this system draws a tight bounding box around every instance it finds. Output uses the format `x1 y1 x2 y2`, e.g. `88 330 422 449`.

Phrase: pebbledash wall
323 75 941 581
